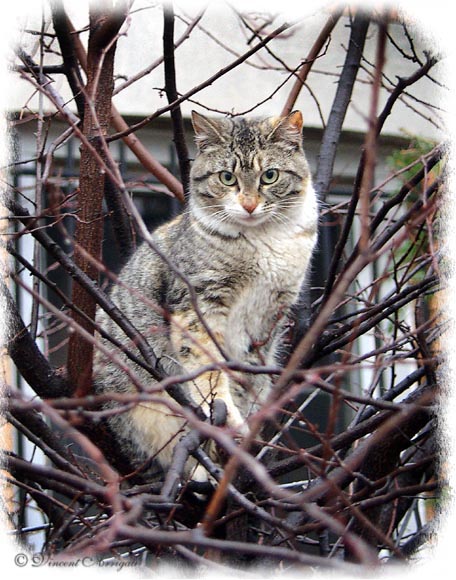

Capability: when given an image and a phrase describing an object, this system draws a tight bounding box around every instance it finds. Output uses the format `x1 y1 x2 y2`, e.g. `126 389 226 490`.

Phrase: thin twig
107 21 293 142
281 7 343 115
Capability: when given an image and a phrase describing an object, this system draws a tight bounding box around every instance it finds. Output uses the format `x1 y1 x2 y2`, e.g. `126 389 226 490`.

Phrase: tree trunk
67 3 126 395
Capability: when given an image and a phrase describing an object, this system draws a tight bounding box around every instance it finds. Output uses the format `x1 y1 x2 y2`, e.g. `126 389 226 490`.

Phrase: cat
94 110 318 480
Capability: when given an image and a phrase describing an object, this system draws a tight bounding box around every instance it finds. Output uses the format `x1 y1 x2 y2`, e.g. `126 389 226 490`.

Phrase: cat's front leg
224 399 249 435
170 313 249 436
190 369 249 436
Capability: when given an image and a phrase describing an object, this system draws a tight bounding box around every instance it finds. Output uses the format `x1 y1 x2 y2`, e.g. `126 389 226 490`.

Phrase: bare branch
67 3 127 395
6 4 443 569
1 281 70 398
281 7 343 116
314 14 369 200
163 2 191 197
107 20 293 141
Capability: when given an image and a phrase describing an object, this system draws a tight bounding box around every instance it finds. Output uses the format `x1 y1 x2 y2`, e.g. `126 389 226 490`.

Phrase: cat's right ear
191 111 226 150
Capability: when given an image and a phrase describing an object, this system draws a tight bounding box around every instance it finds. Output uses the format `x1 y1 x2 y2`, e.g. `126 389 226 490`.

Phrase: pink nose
241 197 258 214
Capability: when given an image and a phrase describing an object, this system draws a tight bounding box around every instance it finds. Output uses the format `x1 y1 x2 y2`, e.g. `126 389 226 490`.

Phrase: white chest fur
188 182 318 361
229 231 314 356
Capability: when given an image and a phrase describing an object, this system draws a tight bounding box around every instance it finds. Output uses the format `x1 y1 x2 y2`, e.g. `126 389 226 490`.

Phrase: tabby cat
94 110 318 478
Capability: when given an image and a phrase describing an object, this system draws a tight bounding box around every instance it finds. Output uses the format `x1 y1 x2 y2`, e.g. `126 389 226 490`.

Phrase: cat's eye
260 169 279 185
219 171 237 186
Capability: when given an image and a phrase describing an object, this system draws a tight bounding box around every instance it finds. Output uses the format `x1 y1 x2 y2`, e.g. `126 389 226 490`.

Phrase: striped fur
94 111 318 478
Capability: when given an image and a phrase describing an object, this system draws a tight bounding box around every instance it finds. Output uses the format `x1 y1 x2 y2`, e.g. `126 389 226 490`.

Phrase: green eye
219 171 237 186
261 169 279 185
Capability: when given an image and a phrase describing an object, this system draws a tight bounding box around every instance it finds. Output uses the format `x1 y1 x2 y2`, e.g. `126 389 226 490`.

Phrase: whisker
185 195 307 233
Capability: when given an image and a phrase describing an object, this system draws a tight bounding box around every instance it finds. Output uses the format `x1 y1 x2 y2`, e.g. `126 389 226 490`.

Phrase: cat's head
189 111 314 237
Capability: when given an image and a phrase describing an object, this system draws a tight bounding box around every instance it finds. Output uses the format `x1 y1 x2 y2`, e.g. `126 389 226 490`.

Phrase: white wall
8 0 446 140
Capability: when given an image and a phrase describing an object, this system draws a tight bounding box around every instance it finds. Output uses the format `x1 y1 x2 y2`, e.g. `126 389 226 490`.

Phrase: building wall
10 1 445 141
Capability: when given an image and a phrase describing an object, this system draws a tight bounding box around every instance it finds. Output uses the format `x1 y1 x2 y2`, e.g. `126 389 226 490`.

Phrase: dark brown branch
8 200 163 383
1 281 70 398
116 523 361 571
315 149 442 324
295 387 434 508
314 274 439 362
314 14 369 200
88 0 130 52
16 50 80 125
59 7 185 201
5 452 119 508
321 63 441 304
377 55 438 131
50 0 86 120
111 107 185 200
160 399 227 501
356 481 438 513
356 367 428 423
6 474 79 543
15 64 65 75
346 410 436 555
67 4 127 396
268 379 433 479
48 0 137 258
103 176 135 263
163 2 191 197
370 148 443 234
6 408 82 476
358 21 387 253
7 241 169 384
396 524 433 558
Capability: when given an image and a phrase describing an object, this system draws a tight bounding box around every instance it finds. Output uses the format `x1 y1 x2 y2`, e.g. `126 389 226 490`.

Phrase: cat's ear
191 110 227 150
267 110 303 145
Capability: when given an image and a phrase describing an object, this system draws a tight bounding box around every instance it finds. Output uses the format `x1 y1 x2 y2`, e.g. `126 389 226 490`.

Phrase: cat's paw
192 463 210 483
189 464 217 500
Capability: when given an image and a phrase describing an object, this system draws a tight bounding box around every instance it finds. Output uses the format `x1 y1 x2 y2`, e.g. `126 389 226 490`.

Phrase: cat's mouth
231 208 269 227
234 213 269 227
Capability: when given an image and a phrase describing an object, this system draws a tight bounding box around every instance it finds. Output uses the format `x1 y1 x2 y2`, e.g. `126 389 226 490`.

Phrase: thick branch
61 7 185 201
6 453 110 501
50 0 86 120
8 200 163 382
358 21 387 252
116 523 360 571
103 176 135 263
1 282 70 398
163 2 191 197
268 378 433 479
67 4 127 396
314 14 369 200
6 408 82 476
346 413 436 556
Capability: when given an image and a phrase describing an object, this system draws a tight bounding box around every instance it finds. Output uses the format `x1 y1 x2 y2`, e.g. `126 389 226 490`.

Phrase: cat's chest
199 228 308 310
245 227 308 282
175 226 314 359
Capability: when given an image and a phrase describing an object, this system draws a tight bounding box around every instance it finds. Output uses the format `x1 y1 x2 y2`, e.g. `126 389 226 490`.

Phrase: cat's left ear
267 110 303 145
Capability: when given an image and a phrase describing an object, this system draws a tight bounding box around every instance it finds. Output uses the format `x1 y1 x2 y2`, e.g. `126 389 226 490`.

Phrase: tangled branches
1 1 448 575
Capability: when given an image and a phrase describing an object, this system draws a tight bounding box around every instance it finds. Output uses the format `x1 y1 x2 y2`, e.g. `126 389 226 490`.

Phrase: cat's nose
239 195 259 214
